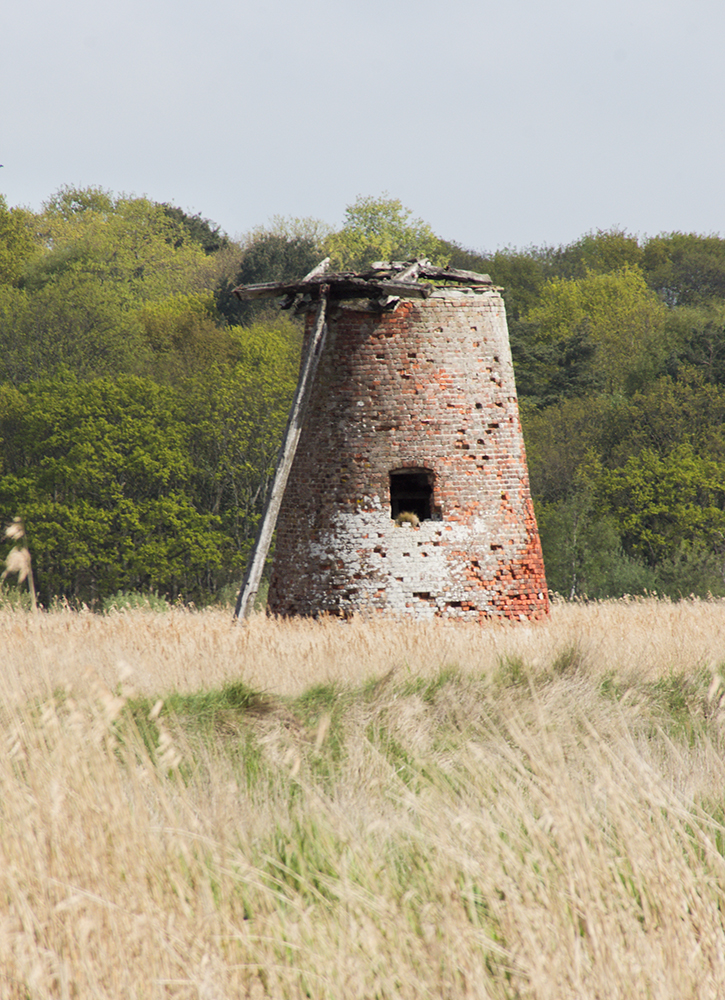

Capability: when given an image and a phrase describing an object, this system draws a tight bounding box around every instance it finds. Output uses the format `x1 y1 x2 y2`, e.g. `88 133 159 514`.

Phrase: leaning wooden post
234 288 329 620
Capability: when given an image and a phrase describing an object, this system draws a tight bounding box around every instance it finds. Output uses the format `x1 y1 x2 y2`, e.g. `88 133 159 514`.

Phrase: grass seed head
4 517 25 541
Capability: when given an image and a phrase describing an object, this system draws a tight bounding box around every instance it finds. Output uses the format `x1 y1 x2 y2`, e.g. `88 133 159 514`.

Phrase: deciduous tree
0 375 224 604
324 195 448 272
527 266 668 393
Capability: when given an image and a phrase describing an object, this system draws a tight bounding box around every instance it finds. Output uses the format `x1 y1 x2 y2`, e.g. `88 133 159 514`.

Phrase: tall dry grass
3 596 725 700
0 599 724 998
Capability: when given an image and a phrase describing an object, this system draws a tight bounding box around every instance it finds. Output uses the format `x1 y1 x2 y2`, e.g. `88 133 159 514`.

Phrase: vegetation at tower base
0 184 724 603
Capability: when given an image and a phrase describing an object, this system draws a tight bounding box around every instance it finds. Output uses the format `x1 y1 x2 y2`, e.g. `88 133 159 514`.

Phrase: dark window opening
390 469 433 521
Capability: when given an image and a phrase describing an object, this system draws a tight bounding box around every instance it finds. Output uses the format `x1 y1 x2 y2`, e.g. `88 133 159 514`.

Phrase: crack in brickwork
268 289 549 622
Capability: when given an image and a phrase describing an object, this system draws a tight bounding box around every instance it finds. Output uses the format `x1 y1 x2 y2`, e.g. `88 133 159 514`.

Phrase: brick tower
234 263 548 622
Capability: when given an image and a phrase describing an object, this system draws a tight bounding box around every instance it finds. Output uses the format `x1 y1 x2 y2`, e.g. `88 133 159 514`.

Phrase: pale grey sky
2 0 724 252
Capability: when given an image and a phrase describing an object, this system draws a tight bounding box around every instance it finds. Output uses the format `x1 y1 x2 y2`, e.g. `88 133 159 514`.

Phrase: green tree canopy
26 186 227 304
160 203 230 255
546 228 644 280
664 302 725 386
0 374 224 604
324 195 448 272
642 232 725 307
613 367 725 464
215 227 323 327
593 445 725 567
136 293 237 383
0 194 41 286
183 315 301 568
527 265 668 393
0 275 150 385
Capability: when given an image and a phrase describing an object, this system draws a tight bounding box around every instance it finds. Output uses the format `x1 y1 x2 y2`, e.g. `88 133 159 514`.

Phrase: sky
2 0 724 253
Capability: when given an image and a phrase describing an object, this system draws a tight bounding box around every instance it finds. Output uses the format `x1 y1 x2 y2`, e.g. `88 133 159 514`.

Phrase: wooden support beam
233 290 330 620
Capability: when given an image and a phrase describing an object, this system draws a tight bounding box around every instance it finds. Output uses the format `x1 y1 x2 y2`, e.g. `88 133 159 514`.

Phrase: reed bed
2 596 725 700
0 599 724 998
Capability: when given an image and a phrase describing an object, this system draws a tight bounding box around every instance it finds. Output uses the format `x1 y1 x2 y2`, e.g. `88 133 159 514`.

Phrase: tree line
444 230 725 598
1 186 725 603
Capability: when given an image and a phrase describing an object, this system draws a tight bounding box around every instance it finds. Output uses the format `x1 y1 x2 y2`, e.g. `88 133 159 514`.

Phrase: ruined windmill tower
234 260 548 623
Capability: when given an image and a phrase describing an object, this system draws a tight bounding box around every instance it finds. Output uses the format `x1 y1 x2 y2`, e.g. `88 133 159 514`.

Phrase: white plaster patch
308 510 501 618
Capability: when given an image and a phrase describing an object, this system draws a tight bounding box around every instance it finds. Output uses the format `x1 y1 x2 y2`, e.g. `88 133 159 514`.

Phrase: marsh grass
2 599 725 997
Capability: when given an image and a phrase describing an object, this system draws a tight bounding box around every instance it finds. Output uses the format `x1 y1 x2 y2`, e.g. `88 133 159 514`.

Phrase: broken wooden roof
231 258 496 312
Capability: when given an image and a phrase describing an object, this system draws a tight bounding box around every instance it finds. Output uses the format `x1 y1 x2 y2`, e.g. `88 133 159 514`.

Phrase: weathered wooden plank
369 260 430 271
233 290 330 620
417 264 493 284
390 260 421 283
368 260 492 285
233 275 433 301
233 280 301 300
370 279 432 298
230 258 491 308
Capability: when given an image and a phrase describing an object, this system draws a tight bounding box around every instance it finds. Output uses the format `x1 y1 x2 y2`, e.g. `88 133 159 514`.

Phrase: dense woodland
1 186 725 605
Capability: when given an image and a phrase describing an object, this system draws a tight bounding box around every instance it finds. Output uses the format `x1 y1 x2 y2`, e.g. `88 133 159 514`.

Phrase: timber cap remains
231 258 498 313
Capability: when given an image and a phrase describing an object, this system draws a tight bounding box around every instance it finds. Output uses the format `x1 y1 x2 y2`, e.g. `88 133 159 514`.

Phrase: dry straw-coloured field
2 599 725 998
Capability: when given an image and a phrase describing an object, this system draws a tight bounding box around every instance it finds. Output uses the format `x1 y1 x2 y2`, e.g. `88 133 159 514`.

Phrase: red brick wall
268 289 549 621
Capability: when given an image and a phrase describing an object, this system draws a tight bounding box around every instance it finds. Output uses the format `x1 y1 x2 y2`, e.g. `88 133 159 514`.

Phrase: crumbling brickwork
268 288 549 621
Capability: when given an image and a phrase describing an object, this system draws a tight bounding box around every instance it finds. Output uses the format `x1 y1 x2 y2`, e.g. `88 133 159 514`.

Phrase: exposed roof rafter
231 258 496 309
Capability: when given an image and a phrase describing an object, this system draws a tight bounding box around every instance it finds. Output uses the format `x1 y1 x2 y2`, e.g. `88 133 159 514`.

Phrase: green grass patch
400 665 461 703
